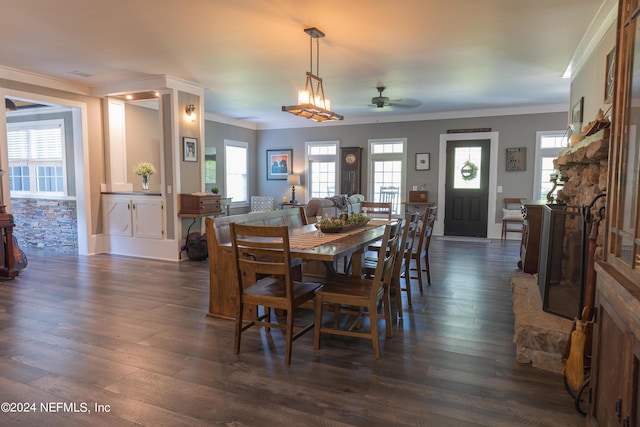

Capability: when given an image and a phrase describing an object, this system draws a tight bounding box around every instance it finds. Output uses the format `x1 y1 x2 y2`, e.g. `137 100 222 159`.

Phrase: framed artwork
415 153 430 170
605 47 616 104
505 147 526 172
572 97 584 128
267 149 293 180
183 137 198 162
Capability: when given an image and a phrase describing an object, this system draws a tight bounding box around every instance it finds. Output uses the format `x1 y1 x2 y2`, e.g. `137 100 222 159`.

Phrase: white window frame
7 118 67 197
224 139 248 204
305 140 339 200
367 138 407 215
534 130 568 200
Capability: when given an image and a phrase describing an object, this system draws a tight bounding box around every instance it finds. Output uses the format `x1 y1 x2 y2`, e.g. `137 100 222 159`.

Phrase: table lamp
288 174 300 205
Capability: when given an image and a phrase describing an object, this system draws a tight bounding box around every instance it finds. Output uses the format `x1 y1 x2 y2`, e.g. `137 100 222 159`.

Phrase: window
534 131 568 200
369 139 406 215
306 141 338 199
7 119 67 196
204 146 216 185
224 140 248 203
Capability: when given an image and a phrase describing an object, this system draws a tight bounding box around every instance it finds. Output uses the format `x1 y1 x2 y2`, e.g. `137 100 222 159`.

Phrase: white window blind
6 119 66 195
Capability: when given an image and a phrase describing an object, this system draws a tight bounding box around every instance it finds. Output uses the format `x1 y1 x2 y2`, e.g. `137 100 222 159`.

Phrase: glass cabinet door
607 0 640 281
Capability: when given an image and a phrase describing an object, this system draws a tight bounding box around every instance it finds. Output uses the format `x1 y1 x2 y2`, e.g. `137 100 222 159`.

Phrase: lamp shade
288 174 301 185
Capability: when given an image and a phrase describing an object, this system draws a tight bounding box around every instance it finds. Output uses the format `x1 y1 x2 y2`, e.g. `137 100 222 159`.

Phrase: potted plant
211 187 219 194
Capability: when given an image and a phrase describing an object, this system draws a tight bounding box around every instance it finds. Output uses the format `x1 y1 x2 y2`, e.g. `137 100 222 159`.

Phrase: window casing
306 141 338 199
7 119 67 196
224 140 248 204
368 139 406 215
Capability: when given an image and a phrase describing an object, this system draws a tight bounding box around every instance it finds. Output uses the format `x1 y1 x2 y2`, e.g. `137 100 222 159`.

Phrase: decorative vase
141 175 150 192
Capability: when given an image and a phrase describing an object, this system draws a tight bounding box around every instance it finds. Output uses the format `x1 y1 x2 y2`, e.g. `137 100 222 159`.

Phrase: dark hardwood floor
0 238 584 426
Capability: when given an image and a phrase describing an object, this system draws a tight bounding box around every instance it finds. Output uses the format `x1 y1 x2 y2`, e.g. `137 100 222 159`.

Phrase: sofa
305 194 365 222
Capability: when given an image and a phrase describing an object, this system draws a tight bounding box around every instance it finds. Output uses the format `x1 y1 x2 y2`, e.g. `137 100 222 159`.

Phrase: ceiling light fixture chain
282 27 343 122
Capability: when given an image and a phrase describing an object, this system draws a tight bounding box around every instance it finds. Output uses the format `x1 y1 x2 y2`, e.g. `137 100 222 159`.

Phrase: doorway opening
4 93 87 254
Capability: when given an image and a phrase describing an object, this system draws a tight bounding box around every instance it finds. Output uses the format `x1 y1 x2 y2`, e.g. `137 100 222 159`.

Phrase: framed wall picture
267 149 293 180
183 137 198 162
605 46 616 104
572 97 584 128
505 147 526 171
415 153 430 170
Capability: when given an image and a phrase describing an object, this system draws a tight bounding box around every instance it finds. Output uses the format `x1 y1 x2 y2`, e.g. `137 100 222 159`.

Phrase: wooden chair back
230 223 293 302
367 220 403 302
361 201 393 220
389 212 420 312
379 186 400 215
396 213 420 275
410 205 437 291
415 205 437 258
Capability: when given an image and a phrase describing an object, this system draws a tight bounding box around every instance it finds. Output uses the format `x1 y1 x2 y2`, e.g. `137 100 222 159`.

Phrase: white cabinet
103 194 164 240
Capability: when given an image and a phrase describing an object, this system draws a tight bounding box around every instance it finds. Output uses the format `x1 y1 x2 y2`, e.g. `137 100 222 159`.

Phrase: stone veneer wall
10 198 78 253
556 128 609 248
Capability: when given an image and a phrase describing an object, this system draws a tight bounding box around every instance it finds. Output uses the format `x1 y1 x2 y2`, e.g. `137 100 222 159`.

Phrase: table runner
288 220 387 250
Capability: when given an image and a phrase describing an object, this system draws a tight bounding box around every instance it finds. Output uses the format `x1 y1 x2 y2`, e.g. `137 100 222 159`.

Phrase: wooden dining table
286 219 390 276
208 219 390 319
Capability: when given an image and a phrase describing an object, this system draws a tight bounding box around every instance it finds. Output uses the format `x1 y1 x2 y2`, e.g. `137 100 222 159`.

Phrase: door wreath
461 160 478 181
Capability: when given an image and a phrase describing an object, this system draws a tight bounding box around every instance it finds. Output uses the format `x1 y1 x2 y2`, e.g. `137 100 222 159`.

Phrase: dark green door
444 139 490 237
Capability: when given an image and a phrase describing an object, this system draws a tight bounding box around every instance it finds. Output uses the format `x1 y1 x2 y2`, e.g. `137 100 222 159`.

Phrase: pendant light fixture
282 27 343 122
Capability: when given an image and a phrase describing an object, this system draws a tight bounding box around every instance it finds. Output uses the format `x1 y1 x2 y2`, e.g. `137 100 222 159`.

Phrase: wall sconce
185 104 196 122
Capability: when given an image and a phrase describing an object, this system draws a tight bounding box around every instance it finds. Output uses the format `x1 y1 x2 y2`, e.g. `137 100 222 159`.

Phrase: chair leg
264 306 271 333
314 296 323 350
383 291 393 339
393 273 403 319
285 308 294 365
370 303 381 360
234 301 244 355
415 257 424 293
425 253 432 286
403 262 412 307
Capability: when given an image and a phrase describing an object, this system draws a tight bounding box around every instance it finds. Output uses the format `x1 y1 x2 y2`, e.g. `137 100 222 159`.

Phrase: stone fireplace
512 127 609 372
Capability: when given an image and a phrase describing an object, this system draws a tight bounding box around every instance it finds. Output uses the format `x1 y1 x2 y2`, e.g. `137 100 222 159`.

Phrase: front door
444 139 490 237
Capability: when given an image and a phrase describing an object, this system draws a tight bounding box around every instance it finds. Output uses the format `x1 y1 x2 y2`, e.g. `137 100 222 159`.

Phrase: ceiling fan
370 86 420 109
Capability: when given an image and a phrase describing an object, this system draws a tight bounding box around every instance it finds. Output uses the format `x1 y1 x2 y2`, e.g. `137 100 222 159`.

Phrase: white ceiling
1 0 610 128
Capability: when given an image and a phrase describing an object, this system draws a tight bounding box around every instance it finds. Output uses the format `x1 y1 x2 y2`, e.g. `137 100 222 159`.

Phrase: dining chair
501 197 524 240
363 212 420 316
341 201 393 274
313 221 402 359
360 201 393 220
410 205 437 292
230 223 323 365
379 186 399 215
